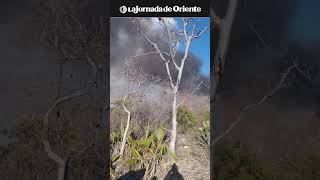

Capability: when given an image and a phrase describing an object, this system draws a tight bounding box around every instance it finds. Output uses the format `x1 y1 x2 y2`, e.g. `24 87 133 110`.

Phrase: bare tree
129 17 208 153
118 58 146 156
37 1 105 179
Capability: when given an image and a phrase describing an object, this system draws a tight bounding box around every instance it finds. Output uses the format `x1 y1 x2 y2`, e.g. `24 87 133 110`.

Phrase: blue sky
174 17 210 77
290 0 320 45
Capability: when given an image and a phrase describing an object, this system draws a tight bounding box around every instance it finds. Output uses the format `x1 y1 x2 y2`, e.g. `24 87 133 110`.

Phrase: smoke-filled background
110 17 210 112
214 0 320 163
0 0 105 143
0 0 108 179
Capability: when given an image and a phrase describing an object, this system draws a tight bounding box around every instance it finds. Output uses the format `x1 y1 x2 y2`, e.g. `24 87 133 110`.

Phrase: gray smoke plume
110 17 209 97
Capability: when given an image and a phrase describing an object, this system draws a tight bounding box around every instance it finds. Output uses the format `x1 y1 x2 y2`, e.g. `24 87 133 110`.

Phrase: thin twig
160 18 179 70
177 81 208 107
213 64 297 145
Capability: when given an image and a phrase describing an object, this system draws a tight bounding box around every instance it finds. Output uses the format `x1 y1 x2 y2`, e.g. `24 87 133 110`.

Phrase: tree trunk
170 87 178 152
211 0 238 177
120 109 131 155
57 163 66 180
212 0 238 99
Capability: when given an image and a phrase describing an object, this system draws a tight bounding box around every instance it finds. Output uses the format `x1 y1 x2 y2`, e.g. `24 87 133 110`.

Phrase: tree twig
213 64 297 145
177 81 208 107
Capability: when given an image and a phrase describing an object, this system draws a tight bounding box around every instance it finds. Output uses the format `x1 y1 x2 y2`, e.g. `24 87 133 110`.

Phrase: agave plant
198 119 210 147
111 125 176 178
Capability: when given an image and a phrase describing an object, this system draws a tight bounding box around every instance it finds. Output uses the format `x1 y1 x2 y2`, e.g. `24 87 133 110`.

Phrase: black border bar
110 0 210 17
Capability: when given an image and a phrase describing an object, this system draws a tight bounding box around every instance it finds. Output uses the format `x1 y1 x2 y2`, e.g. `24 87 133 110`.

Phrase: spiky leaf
155 126 165 143
168 148 178 161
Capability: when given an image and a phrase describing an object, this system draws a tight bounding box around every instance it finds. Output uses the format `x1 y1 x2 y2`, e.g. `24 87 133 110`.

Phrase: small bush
285 153 320 179
215 141 285 180
214 140 320 180
198 111 210 147
177 106 197 133
111 125 175 179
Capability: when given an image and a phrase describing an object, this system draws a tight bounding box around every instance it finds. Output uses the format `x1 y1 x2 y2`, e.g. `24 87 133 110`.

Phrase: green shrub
111 125 176 179
177 106 197 133
285 153 320 179
0 114 105 179
198 112 210 147
214 140 320 180
215 141 284 180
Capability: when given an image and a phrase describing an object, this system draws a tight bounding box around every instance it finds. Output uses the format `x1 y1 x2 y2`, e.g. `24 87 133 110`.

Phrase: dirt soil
174 133 210 180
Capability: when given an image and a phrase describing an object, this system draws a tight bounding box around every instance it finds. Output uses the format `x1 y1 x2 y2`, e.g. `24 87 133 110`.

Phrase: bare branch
119 57 143 156
131 18 175 89
182 18 188 40
160 18 179 70
130 18 170 63
213 64 297 145
247 21 271 49
44 88 89 124
42 84 89 180
130 51 170 60
192 26 208 39
177 81 208 107
43 56 98 180
191 23 196 37
119 90 136 156
296 65 313 80
119 90 139 154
